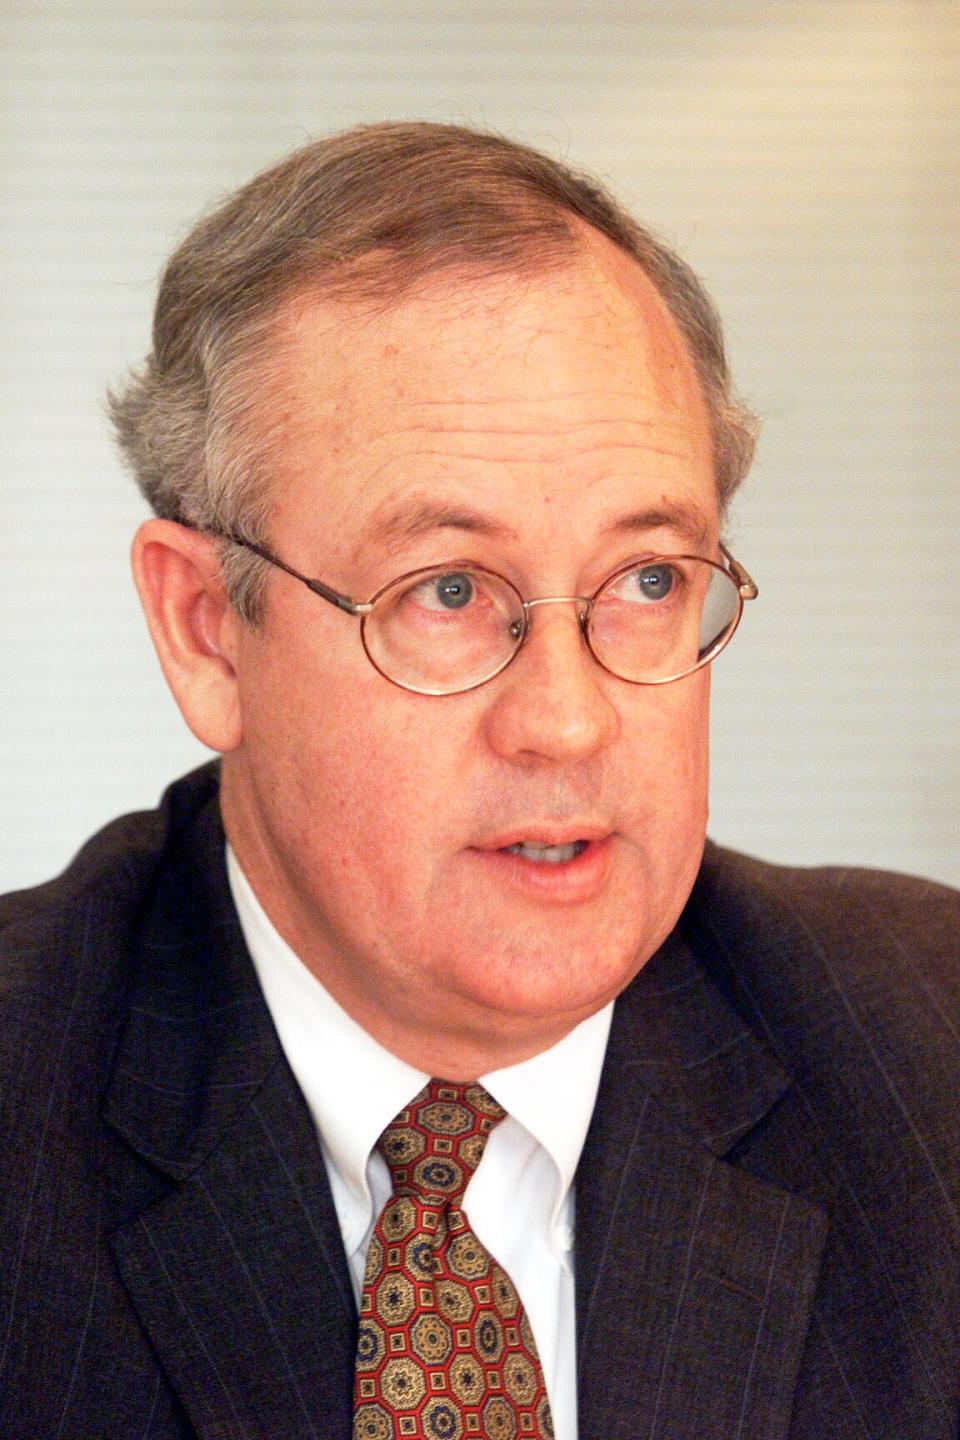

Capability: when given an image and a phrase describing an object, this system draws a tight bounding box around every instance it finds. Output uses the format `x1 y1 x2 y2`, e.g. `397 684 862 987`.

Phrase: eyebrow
357 494 710 563
602 500 712 550
358 498 520 559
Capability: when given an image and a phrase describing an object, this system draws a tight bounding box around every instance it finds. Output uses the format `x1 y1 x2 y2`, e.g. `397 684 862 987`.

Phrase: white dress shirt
227 846 612 1440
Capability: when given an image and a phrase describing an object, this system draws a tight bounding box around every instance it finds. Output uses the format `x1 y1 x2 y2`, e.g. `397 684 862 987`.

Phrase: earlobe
131 519 243 753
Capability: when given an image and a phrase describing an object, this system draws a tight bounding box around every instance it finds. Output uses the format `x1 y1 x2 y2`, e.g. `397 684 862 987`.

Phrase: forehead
257 237 716 562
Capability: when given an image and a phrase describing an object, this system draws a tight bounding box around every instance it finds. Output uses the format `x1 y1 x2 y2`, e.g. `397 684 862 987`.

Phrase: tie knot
377 1080 506 1204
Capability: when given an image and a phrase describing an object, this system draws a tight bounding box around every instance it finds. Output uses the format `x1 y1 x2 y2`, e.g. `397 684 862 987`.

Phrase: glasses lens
587 558 741 683
363 566 525 694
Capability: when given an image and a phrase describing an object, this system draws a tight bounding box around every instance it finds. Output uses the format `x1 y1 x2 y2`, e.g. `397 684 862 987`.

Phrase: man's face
220 234 718 1075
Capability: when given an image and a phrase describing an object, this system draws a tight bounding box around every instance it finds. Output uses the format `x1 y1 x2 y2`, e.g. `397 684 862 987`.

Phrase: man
0 123 957 1440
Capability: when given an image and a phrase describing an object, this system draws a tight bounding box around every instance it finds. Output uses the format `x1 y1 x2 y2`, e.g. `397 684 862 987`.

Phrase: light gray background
2 0 957 891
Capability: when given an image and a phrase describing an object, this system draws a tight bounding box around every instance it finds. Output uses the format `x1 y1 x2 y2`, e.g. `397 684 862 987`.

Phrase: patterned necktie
353 1079 554 1440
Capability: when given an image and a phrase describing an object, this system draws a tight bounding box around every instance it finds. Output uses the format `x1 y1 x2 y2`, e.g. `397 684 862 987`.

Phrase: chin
457 925 650 1025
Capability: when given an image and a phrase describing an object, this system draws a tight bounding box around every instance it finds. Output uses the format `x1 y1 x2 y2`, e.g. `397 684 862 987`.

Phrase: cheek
633 669 708 771
612 675 710 952
620 674 711 842
243 592 464 771
246 650 463 897
324 725 443 861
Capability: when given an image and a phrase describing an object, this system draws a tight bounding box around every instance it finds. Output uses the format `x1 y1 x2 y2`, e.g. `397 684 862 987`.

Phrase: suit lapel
576 929 829 1440
101 795 356 1440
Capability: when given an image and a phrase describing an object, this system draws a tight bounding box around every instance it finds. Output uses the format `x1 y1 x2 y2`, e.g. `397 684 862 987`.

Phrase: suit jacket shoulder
694 838 959 980
0 761 221 933
0 763 226 1225
0 765 355 1440
689 842 960 1157
696 844 960 1435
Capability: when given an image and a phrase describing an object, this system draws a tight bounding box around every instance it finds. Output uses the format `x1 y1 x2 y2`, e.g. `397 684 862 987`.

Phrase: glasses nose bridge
522 592 591 623
515 593 594 658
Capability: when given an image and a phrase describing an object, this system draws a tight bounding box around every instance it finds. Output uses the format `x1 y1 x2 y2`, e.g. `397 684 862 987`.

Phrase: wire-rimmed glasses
213 531 757 696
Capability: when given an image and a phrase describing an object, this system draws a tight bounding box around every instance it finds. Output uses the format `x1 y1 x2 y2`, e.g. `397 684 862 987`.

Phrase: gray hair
109 121 757 622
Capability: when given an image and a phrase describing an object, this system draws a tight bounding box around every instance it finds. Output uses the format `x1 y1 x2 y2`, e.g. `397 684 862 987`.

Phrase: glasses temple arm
210 529 372 615
720 543 759 600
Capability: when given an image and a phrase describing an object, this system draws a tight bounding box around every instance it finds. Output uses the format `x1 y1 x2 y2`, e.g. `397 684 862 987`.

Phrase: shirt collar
482 1002 612 1215
227 844 612 1217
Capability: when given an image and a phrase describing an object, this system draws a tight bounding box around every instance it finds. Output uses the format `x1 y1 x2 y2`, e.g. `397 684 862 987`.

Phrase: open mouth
503 840 589 864
471 832 612 903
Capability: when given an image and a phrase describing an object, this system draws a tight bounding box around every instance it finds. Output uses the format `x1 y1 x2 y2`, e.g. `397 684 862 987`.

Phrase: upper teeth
507 841 586 863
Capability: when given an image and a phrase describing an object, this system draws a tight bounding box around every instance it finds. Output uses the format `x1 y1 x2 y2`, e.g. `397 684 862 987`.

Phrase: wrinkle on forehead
355 491 712 568
260 241 714 549
349 430 696 487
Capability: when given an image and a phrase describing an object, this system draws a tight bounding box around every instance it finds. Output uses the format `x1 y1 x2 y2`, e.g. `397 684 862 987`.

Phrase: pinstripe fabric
687 857 960 1436
1 762 959 1438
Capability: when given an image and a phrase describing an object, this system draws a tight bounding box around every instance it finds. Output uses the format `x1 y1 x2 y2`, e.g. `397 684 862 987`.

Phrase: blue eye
597 561 685 609
434 573 474 609
408 571 477 612
609 562 678 604
634 564 675 600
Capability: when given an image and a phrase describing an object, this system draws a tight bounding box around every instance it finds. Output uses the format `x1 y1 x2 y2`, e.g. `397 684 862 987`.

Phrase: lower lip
467 836 614 905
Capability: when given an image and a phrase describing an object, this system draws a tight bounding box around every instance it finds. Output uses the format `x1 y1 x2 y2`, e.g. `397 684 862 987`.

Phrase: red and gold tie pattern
353 1080 554 1440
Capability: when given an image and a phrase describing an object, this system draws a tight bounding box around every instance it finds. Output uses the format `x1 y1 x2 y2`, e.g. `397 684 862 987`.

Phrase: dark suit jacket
1 763 958 1439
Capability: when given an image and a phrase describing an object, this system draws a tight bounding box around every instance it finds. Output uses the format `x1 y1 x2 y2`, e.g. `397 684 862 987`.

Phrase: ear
131 519 243 753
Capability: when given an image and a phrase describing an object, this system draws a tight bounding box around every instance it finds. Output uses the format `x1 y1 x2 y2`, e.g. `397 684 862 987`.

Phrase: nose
482 601 620 765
